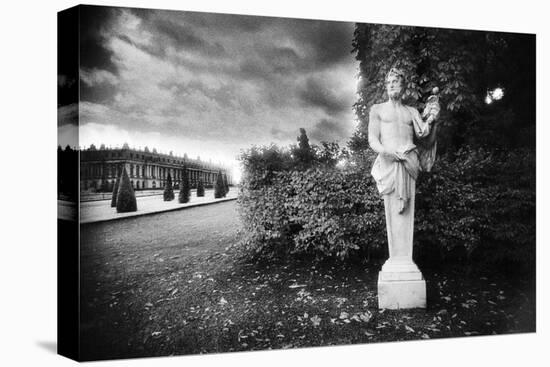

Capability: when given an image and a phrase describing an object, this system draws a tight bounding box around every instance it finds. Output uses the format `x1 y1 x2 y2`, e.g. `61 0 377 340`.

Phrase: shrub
197 179 205 197
414 147 535 271
237 166 385 261
116 167 137 213
110 175 120 208
237 142 535 271
178 168 190 203
223 173 229 195
214 170 225 198
163 173 174 201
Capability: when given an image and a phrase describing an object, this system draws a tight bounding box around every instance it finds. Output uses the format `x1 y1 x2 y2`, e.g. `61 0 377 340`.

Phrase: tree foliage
163 173 174 201
214 170 226 198
294 128 315 170
178 168 190 203
197 179 205 197
116 167 137 213
350 24 535 161
110 175 120 208
223 173 229 195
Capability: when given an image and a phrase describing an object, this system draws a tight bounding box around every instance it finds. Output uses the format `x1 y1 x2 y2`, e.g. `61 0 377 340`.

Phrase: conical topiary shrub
223 173 229 196
163 173 174 201
110 175 120 207
116 167 137 213
178 168 190 203
214 170 225 198
196 178 205 197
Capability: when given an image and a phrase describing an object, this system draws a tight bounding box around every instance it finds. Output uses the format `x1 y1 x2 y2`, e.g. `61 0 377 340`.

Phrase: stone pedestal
377 259 426 309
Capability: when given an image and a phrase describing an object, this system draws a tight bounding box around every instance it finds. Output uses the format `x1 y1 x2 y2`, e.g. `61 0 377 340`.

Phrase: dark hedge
237 144 535 271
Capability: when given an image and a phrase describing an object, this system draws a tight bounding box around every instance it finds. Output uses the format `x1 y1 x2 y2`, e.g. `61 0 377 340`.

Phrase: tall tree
294 128 314 170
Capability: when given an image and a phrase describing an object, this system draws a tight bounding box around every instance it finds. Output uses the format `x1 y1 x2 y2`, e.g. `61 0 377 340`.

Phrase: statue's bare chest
379 105 412 127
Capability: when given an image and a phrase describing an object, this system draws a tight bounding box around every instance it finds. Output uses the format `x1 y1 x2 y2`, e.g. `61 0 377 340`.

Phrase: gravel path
81 200 241 259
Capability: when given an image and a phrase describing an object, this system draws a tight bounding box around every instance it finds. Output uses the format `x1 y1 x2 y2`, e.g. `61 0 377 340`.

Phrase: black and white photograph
55 3 538 362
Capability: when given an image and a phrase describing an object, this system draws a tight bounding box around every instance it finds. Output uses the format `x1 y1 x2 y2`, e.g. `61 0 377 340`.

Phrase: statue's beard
388 90 402 100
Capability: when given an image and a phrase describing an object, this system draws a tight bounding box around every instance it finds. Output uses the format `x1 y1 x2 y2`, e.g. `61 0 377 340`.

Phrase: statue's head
385 67 405 100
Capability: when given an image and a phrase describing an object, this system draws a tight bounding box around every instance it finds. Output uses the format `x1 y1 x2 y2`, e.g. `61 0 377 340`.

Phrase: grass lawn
79 201 535 361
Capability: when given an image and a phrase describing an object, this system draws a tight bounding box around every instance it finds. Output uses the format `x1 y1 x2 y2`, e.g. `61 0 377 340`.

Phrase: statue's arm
367 105 385 155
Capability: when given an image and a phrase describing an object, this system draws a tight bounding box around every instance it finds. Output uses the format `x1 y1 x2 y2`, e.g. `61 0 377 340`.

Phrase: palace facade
80 143 232 192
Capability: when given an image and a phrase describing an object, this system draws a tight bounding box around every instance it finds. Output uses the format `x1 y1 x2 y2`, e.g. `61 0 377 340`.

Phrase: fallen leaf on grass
364 331 375 336
359 312 372 323
219 297 228 305
421 333 430 339
339 312 349 320
310 315 322 327
151 331 162 338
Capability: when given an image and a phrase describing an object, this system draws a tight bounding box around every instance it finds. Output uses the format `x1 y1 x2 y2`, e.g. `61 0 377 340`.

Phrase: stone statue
368 67 440 309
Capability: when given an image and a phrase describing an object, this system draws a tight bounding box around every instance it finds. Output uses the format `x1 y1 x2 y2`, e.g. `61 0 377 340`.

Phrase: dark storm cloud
58 104 78 126
309 118 347 142
78 6 358 161
79 6 119 74
305 21 354 67
149 17 227 57
299 76 351 116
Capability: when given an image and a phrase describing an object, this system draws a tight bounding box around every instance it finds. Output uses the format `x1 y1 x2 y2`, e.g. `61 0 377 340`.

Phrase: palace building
80 143 232 192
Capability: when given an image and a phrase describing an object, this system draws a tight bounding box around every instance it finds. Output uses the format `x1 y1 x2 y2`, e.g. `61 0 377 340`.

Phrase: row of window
83 164 224 181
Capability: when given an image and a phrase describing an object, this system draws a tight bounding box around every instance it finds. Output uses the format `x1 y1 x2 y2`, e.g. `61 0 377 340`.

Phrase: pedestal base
377 261 426 309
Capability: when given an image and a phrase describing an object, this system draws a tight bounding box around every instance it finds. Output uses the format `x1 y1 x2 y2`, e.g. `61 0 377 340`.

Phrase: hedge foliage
238 166 385 261
237 142 535 270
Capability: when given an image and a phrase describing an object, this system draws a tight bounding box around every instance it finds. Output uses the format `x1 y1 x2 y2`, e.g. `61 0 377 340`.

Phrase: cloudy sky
58 5 359 180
